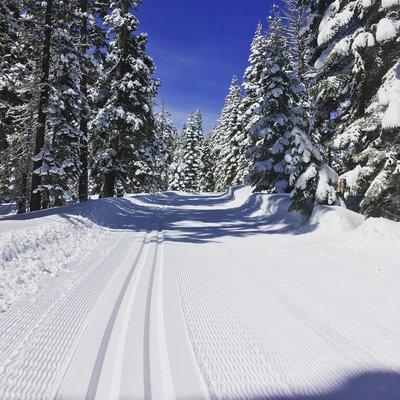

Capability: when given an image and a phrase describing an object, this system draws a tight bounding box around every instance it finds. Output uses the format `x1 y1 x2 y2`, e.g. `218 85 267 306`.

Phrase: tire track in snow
85 214 158 400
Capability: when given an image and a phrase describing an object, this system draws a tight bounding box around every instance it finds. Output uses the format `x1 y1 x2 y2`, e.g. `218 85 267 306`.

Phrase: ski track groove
1 190 400 400
85 213 157 400
143 215 162 400
0 217 152 400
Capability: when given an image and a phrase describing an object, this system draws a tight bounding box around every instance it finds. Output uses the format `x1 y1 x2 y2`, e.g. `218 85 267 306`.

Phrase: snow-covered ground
0 186 400 399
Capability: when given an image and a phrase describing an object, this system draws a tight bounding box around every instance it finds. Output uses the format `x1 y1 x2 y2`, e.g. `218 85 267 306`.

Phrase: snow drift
0 205 109 312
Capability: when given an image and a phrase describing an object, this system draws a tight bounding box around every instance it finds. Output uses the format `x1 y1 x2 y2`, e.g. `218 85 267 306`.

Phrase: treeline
1 0 399 221
209 1 399 219
0 0 177 212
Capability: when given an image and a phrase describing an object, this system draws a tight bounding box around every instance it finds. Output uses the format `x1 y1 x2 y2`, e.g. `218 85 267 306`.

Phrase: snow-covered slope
1 187 400 399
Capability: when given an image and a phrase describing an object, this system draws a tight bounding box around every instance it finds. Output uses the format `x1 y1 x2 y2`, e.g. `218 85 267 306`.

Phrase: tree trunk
102 0 128 198
78 0 89 202
30 0 53 211
102 172 116 197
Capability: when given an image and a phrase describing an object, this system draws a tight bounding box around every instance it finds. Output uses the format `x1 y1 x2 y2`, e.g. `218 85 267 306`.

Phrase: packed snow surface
0 186 400 399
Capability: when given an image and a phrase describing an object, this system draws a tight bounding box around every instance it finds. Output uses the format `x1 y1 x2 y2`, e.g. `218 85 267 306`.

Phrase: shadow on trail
1 190 318 243
60 370 400 399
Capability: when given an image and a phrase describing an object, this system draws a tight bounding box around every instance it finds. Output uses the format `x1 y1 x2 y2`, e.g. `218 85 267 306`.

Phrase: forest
0 0 399 220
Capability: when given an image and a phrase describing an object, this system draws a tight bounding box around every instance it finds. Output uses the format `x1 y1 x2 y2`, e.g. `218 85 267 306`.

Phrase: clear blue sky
138 0 278 132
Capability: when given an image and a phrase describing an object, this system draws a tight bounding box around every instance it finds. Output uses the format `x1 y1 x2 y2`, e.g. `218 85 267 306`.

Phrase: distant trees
169 110 215 192
1 0 398 221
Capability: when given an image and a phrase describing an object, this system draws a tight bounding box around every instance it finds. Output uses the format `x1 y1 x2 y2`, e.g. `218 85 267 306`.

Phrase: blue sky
138 0 277 132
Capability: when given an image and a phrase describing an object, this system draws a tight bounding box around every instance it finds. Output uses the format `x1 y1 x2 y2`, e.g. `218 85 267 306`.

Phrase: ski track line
143 216 161 400
84 213 158 400
0 235 129 400
219 241 399 372
0 218 153 399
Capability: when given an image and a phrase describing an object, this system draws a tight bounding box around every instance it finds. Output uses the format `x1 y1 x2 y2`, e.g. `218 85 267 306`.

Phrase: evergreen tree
199 133 215 192
91 0 158 197
214 76 242 191
282 0 309 78
168 127 186 191
301 0 400 218
153 107 177 191
250 9 337 212
234 23 268 185
35 1 85 206
179 110 204 192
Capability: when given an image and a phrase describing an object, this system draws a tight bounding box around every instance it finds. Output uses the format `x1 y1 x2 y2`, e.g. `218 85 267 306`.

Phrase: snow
375 17 399 42
382 0 400 8
0 202 109 311
352 31 375 49
1 187 400 399
318 1 355 45
340 165 364 194
378 61 400 129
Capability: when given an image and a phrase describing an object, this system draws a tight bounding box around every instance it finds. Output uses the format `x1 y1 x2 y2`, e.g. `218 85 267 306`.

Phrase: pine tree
35 1 85 206
1 0 39 211
301 0 400 219
153 107 177 191
168 127 186 191
250 9 337 212
214 76 242 191
179 110 204 192
91 0 158 197
29 0 55 211
234 23 268 185
199 133 215 192
282 0 309 78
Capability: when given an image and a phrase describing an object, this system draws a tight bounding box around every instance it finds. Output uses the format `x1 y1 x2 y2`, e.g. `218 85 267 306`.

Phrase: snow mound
354 217 400 240
0 213 107 312
309 205 365 232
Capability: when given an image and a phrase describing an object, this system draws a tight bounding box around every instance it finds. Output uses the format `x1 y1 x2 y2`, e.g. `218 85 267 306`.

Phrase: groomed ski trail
1 187 400 399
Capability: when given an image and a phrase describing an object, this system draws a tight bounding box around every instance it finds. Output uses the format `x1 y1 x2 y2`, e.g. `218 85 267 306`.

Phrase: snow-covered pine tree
199 133 215 192
153 107 178 191
168 126 186 191
0 0 20 200
179 110 204 192
282 0 309 78
28 0 56 211
301 0 400 219
214 76 242 191
34 1 85 206
249 8 337 212
1 0 40 211
91 0 158 197
233 23 268 186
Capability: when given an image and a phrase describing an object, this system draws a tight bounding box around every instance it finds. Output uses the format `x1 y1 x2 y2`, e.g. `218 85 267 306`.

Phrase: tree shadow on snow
58 370 400 400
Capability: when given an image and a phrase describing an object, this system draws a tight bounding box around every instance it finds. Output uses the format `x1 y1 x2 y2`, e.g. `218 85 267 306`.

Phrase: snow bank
307 204 400 277
0 211 108 312
309 205 365 232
